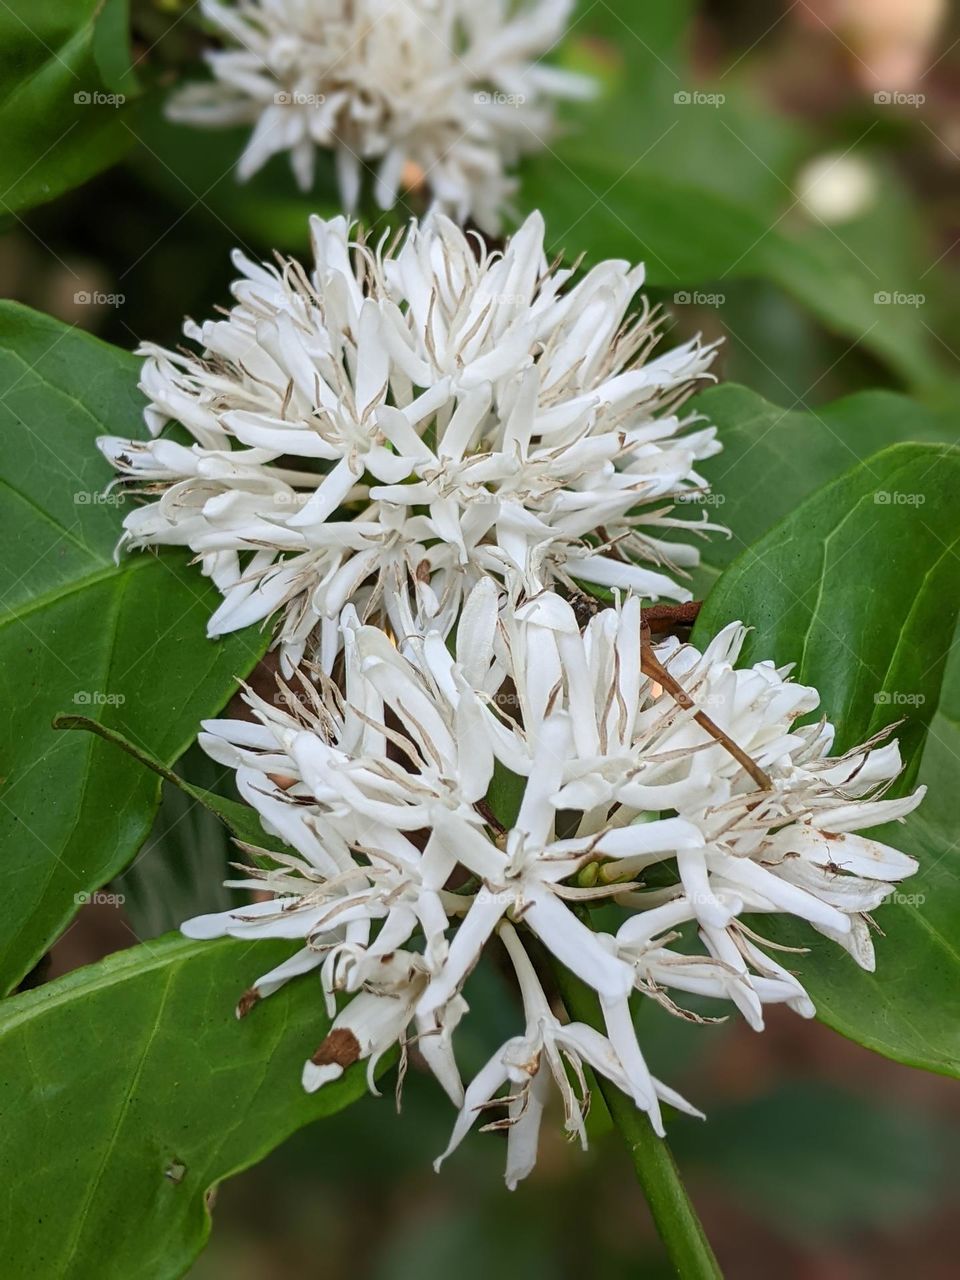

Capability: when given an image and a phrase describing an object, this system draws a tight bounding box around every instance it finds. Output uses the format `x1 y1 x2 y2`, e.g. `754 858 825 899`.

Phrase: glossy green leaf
792 633 960 1075
0 0 139 216
0 933 367 1279
692 383 960 587
694 443 960 1075
0 303 268 993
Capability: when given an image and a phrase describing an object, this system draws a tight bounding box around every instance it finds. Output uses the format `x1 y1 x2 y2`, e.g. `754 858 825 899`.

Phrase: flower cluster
169 0 593 230
99 212 720 673
99 198 923 1186
182 585 922 1186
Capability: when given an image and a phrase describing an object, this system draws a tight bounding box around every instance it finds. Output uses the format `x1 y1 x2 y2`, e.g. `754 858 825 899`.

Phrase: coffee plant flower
99 212 720 674
168 0 593 230
6 1 957 1272
180 585 922 1185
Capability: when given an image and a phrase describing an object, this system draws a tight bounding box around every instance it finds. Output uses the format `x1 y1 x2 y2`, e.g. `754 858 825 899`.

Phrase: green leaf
692 384 960 587
0 0 140 216
564 0 800 212
48 725 272 940
789 639 960 1076
0 302 268 993
696 442 960 765
694 443 960 1076
54 713 286 856
526 158 939 390
0 933 369 1279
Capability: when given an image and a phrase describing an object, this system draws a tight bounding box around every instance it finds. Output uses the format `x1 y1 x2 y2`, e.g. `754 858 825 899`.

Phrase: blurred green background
10 1 958 1275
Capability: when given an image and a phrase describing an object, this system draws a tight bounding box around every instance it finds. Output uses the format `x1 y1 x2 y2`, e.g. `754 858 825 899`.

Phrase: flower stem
553 965 723 1280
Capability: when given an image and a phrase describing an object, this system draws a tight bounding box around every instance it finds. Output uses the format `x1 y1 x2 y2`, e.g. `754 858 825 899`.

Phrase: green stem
553 965 723 1280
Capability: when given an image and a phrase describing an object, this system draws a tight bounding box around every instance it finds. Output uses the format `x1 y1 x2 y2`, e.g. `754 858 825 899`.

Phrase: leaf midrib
0 935 216 1034
58 965 178 1275
0 555 155 632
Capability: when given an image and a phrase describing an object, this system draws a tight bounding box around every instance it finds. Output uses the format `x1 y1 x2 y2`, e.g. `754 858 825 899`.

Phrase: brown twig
640 623 772 792
563 591 768 789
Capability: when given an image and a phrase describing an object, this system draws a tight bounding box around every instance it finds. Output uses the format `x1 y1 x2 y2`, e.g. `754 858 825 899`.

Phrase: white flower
168 0 593 231
612 620 922 983
435 922 702 1189
179 585 922 1183
494 593 923 1022
180 596 704 1143
100 212 721 673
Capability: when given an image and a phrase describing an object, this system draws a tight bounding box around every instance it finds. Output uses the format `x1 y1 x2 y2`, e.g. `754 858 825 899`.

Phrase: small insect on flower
168 0 594 231
99 212 722 674
180 585 922 1186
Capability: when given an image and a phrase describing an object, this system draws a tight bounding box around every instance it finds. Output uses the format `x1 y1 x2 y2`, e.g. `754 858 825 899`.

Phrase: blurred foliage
518 0 950 388
673 1083 953 1239
0 0 140 216
115 745 240 940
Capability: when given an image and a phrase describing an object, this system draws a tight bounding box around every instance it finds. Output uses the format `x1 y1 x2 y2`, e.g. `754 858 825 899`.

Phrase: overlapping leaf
521 0 942 385
692 383 960 585
0 303 267 992
695 442 960 1075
